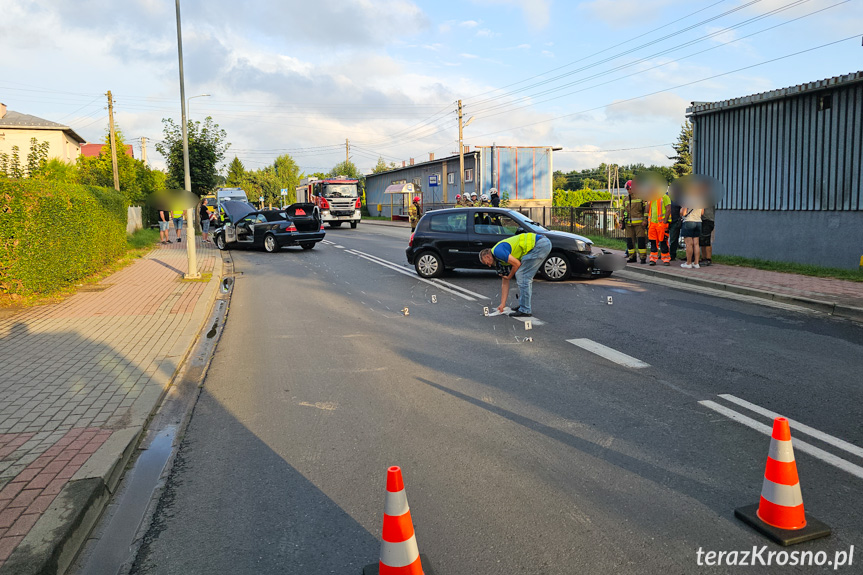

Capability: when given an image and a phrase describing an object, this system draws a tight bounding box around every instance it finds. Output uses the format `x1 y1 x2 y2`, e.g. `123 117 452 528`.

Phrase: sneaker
680 263 692 269
511 310 532 318
649 261 656 266
177 238 181 243
693 263 700 269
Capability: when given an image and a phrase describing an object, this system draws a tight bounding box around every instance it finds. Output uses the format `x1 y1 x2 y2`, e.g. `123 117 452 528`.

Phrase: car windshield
508 211 548 232
321 184 358 198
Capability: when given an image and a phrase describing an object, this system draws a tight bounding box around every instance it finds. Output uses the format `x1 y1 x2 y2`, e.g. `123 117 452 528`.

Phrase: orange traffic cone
735 417 831 546
363 467 434 575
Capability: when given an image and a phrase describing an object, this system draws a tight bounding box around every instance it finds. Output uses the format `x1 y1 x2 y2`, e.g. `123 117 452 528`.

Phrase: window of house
447 173 455 184
464 169 474 182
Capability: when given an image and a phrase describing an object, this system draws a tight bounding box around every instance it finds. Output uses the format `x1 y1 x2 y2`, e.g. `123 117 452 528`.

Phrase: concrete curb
0 250 225 575
361 219 410 229
620 265 863 321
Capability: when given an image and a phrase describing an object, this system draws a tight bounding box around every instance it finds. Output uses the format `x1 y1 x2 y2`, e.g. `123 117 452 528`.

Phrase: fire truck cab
295 176 362 229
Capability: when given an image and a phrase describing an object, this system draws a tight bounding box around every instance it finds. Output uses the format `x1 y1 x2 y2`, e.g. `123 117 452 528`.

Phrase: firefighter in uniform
455 194 463 206
480 194 491 207
646 190 672 266
409 196 422 232
622 180 647 263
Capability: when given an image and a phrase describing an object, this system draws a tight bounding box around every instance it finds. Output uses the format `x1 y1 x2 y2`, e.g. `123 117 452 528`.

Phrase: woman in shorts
680 206 703 269
199 199 214 243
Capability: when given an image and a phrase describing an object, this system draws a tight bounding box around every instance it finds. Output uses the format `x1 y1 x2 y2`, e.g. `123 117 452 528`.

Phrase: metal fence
515 206 626 239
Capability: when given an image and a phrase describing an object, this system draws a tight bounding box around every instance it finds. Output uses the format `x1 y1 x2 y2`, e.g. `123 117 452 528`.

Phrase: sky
1 0 860 176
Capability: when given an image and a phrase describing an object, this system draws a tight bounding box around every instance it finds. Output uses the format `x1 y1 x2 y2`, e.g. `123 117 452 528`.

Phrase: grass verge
583 234 627 251
0 228 162 309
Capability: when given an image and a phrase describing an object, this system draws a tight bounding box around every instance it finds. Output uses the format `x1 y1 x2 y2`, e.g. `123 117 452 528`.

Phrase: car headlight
574 240 591 253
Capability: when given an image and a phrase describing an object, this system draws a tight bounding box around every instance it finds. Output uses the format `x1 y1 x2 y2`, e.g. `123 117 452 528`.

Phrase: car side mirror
515 227 525 234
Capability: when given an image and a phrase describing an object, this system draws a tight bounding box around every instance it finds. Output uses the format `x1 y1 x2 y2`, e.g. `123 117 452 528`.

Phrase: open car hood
221 200 255 223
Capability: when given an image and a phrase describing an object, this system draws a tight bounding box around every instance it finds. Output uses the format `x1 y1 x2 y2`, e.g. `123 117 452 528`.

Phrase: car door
467 210 523 265
426 212 470 266
236 215 260 244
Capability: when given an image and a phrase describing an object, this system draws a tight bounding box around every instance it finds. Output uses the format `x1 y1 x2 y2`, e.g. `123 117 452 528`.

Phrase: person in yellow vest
479 232 552 317
645 191 673 266
171 209 185 243
621 180 647 263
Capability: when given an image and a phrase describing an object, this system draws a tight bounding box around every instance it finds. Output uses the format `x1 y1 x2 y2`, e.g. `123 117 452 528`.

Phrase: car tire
541 252 570 281
215 234 228 251
414 250 444 278
350 221 358 229
263 234 279 253
330 222 342 228
301 242 315 250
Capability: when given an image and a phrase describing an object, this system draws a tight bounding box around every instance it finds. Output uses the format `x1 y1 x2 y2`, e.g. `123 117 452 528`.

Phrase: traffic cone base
735 504 831 546
363 554 435 575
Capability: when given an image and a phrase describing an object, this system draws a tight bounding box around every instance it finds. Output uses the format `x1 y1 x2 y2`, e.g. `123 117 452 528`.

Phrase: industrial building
364 146 554 218
688 71 862 269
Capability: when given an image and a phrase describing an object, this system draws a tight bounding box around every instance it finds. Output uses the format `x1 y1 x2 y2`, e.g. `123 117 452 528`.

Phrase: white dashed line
334 245 345 249
511 316 545 326
345 250 475 301
699 399 863 480
718 394 863 460
566 339 650 369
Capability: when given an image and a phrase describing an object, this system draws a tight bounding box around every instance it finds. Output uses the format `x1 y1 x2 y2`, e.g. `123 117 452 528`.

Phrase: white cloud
578 0 673 26
604 93 688 123
470 0 552 30
476 28 499 38
459 20 480 27
541 50 554 58
460 53 480 59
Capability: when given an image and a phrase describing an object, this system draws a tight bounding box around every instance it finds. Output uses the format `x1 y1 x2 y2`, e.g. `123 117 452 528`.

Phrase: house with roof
0 102 85 164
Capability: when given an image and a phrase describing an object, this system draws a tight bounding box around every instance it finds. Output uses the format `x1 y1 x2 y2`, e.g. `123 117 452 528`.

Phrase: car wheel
330 222 342 228
301 242 315 250
215 234 228 251
350 221 358 229
263 234 279 253
541 252 570 281
415 251 444 278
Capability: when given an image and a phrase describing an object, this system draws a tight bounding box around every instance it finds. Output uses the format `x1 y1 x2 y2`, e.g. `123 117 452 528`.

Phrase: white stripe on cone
384 489 410 517
380 534 420 568
761 477 804 507
768 438 796 463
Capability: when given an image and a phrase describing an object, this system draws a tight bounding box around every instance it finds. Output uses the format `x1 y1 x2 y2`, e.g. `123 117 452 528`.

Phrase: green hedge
0 180 128 295
552 188 612 207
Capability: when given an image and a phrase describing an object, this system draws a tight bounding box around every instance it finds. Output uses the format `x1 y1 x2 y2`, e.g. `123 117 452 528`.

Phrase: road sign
428 174 439 187
258 196 264 202
280 189 288 196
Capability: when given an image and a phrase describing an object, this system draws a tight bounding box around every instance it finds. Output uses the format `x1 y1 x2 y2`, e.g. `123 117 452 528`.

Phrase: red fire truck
295 176 362 228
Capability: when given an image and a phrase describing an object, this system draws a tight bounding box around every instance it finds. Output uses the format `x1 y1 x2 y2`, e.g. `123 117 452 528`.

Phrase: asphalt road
130 223 863 575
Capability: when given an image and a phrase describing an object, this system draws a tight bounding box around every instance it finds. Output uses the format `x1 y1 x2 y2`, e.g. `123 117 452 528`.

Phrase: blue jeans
515 236 551 314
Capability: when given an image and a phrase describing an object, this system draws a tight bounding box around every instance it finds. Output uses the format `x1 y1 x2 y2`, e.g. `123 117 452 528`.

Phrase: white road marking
334 245 345 249
718 394 863 460
512 316 545 326
699 400 863 480
349 249 490 300
566 339 650 369
345 250 475 301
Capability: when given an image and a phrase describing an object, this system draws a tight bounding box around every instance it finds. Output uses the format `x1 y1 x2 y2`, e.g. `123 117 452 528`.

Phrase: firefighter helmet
413 196 421 203
455 194 461 201
489 187 498 196
625 180 634 191
481 194 490 202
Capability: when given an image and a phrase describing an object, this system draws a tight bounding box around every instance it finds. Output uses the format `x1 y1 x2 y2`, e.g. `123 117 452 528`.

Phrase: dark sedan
405 207 623 281
214 200 326 253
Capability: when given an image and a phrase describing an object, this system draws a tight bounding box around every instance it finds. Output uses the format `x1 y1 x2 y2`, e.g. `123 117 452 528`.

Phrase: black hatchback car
405 207 623 281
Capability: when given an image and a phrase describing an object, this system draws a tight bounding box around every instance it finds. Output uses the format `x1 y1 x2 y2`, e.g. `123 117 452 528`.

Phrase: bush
0 180 128 295
553 188 612 207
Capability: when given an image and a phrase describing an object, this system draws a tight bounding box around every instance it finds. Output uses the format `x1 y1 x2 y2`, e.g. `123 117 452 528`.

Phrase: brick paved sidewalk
0 237 219 567
605 247 863 313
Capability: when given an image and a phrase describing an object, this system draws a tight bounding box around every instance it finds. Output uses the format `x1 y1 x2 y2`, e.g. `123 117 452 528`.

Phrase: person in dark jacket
667 197 683 261
490 188 501 207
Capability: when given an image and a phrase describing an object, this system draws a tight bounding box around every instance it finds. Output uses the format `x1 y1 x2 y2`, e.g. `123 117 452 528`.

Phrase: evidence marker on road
402 307 410 316
566 339 650 369
363 466 435 575
735 417 831 546
431 295 437 304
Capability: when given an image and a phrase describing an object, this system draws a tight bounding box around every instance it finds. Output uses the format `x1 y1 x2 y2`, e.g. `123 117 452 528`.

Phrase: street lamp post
174 0 199 279
187 94 211 119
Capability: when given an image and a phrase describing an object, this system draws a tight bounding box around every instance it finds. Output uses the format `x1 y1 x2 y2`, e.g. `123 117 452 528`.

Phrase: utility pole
106 91 120 191
175 0 198 280
346 138 350 166
458 100 464 197
141 136 148 166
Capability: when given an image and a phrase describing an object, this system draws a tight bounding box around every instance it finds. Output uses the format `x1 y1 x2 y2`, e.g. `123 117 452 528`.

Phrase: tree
155 116 230 195
328 160 362 180
226 156 245 186
1 138 50 179
77 129 164 203
669 121 693 178
371 157 393 174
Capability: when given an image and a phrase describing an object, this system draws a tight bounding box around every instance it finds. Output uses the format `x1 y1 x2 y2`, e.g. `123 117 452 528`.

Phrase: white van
216 188 251 220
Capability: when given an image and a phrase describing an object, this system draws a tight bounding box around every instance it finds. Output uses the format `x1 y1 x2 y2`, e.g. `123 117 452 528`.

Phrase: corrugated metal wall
692 81 862 211
477 146 552 201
